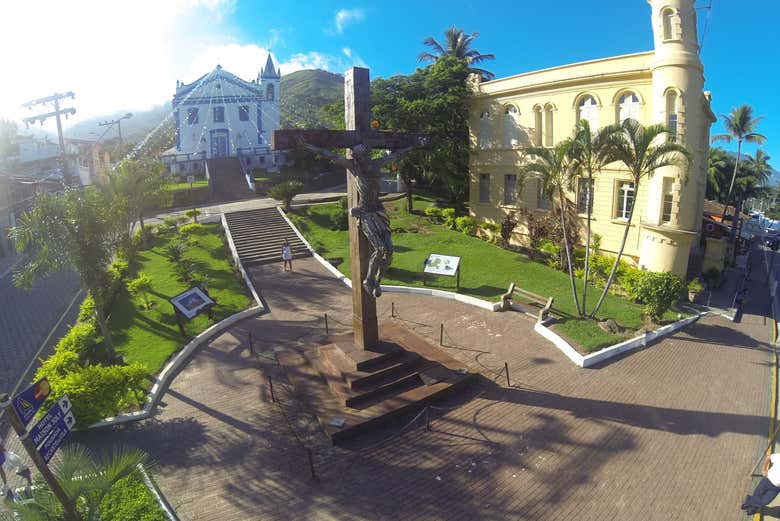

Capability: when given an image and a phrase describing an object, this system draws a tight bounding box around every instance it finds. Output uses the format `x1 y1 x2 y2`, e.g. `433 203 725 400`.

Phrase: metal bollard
324 313 329 335
248 332 254 355
440 324 444 346
426 407 431 431
306 447 316 480
268 376 276 403
391 302 395 318
505 362 510 387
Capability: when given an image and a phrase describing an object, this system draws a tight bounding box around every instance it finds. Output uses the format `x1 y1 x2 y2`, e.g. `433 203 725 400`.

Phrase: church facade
468 0 715 277
163 54 281 176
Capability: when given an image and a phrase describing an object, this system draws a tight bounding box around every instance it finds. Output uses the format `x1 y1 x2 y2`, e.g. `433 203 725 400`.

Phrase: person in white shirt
743 453 780 515
281 239 293 272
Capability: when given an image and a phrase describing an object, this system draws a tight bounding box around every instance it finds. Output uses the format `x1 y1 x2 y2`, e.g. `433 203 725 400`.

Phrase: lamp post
99 112 133 160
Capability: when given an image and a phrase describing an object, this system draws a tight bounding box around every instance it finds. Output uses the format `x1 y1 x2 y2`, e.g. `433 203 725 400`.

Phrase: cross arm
272 129 430 152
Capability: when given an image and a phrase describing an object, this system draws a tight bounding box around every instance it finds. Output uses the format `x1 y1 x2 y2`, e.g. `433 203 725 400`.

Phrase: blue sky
1 0 777 167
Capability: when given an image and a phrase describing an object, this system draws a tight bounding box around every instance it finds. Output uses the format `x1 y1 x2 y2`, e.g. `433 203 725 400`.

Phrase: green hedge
99 474 167 521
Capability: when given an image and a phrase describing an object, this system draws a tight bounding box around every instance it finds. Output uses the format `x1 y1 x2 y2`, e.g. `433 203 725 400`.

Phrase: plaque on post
169 286 216 336
423 253 461 290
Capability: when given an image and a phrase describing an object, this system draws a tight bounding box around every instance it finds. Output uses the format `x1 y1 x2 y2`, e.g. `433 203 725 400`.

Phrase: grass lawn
288 196 680 353
164 179 209 191
109 223 252 372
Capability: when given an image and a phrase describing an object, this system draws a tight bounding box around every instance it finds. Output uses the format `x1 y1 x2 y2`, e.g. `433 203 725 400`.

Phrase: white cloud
333 8 365 34
341 47 367 68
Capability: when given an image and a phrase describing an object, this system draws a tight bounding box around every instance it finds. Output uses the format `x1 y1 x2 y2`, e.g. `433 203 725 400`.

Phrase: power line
21 92 77 185
697 1 714 55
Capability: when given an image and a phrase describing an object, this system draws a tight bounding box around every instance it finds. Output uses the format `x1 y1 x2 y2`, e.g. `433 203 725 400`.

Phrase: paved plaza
66 254 774 521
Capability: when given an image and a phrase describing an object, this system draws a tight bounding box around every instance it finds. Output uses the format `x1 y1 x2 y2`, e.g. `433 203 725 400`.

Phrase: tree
107 158 166 243
11 189 123 359
590 119 690 317
268 180 304 211
569 120 619 315
520 140 583 316
127 273 153 310
418 26 496 80
4 445 148 521
711 105 766 248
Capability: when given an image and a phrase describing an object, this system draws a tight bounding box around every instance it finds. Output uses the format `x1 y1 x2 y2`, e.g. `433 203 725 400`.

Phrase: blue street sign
37 411 76 464
29 395 73 448
12 378 51 427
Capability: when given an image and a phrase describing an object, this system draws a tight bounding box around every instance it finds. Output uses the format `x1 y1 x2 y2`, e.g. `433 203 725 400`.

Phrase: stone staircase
224 207 311 266
206 157 254 200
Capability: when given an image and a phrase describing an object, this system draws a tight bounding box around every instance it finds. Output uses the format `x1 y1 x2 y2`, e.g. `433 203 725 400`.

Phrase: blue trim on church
174 110 180 151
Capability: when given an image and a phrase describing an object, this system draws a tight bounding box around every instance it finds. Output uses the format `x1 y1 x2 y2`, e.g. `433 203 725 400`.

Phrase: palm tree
5 445 148 521
591 119 690 317
706 147 731 201
520 140 582 316
711 105 766 224
418 26 496 80
569 120 620 315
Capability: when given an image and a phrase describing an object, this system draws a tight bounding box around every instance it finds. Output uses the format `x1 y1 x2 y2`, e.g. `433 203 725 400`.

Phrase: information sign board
12 378 51 427
423 254 461 276
37 411 76 463
170 287 215 320
29 395 73 447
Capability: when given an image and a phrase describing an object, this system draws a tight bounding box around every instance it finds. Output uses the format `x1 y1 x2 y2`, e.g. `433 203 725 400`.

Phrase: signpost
423 253 461 290
12 377 52 427
169 286 216 336
37 410 76 463
0 391 81 520
29 395 73 447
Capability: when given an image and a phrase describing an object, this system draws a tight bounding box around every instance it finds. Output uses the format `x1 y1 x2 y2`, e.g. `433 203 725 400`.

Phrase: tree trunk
582 174 593 316
720 139 743 223
559 188 582 316
591 187 638 318
95 305 117 362
406 186 413 213
730 195 744 265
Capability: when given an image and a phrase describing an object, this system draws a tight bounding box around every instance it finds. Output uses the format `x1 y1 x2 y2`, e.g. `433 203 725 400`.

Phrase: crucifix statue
273 67 428 350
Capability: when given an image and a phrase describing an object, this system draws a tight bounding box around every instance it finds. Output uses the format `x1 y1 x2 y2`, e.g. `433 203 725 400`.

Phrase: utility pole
0 393 81 520
22 92 76 185
99 113 133 160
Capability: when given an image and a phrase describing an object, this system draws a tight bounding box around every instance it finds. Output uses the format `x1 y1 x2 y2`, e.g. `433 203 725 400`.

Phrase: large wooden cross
273 67 426 350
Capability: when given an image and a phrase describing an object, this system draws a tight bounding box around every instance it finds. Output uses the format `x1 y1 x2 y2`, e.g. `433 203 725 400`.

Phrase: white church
162 54 282 184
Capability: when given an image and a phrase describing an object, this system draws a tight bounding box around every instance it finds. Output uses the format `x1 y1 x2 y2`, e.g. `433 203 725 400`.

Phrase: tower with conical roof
258 53 281 148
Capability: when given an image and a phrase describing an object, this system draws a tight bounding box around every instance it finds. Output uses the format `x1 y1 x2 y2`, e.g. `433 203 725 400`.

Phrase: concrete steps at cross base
224 207 312 266
206 157 255 200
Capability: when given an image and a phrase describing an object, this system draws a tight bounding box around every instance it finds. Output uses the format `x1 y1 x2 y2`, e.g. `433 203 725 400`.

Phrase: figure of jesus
297 138 425 297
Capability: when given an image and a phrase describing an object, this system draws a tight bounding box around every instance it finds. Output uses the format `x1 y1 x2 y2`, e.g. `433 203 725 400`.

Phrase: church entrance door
210 129 229 157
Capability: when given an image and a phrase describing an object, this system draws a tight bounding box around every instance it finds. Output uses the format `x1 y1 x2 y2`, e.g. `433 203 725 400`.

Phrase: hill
65 104 172 142
280 69 343 129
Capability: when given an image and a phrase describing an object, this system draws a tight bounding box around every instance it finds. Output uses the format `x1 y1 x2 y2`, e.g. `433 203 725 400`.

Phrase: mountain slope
280 69 343 129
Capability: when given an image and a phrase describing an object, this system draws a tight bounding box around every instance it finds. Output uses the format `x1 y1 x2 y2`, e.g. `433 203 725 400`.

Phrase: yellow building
469 0 715 277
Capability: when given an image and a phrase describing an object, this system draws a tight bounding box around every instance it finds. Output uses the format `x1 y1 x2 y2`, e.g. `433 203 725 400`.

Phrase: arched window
478 110 492 149
266 83 275 100
503 105 520 148
666 91 678 141
662 8 674 40
544 104 554 147
533 106 543 146
577 95 598 130
617 92 640 123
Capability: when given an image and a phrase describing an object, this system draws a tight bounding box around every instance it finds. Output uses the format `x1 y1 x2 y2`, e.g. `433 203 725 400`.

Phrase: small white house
162 54 281 177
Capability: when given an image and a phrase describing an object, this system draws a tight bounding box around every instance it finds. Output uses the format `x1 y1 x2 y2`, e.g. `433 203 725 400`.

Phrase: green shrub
330 209 349 230
174 258 199 283
179 223 206 235
425 207 443 220
56 322 100 356
165 241 188 263
619 266 645 301
109 259 130 281
78 294 96 322
100 474 167 521
441 208 457 229
687 278 704 294
338 195 349 210
537 239 560 257
128 273 153 310
634 271 684 321
160 217 179 234
455 216 478 235
185 208 201 223
480 222 500 234
268 180 304 211
592 233 602 255
36 350 82 381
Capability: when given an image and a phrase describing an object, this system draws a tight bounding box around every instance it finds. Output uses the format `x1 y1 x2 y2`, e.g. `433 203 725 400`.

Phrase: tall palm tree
712 105 766 224
418 26 496 80
5 445 149 521
520 140 582 316
591 119 690 318
706 147 732 201
569 120 620 315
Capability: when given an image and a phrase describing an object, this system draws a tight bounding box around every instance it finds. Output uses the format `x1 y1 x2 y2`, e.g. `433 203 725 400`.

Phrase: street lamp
99 112 133 159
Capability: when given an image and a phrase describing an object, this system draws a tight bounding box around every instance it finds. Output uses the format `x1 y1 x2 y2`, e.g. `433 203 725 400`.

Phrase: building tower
258 53 281 148
638 0 715 276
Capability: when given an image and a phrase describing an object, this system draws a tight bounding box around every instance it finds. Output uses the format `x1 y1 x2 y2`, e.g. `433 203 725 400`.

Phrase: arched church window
478 110 492 149
544 104 554 147
662 8 674 40
618 92 640 123
503 105 520 148
577 95 598 130
666 91 678 141
266 84 275 100
533 106 543 146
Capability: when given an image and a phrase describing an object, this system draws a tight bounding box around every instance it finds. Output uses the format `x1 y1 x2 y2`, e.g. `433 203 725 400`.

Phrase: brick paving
63 254 774 521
